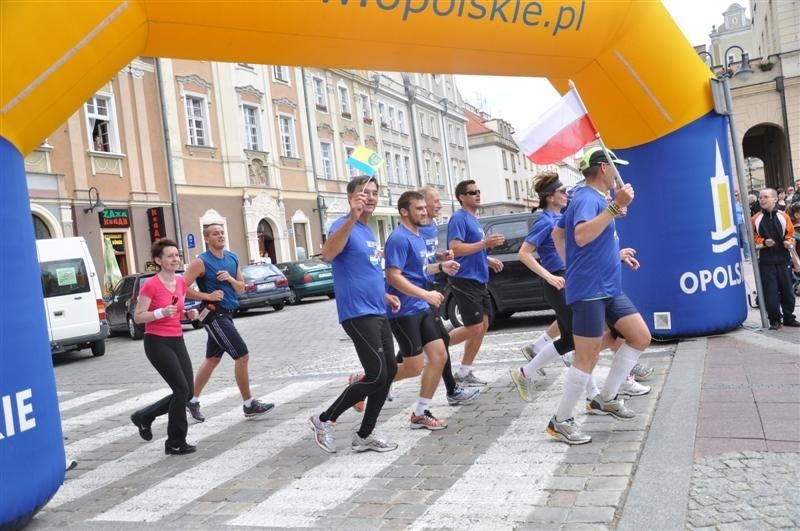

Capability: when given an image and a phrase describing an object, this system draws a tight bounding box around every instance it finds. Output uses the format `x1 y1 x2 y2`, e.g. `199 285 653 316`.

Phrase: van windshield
41 259 90 298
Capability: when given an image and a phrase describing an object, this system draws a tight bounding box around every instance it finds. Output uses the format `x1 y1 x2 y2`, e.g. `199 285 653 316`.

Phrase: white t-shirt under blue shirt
383 224 430 318
419 220 439 287
562 186 621 305
328 216 386 323
447 209 488 283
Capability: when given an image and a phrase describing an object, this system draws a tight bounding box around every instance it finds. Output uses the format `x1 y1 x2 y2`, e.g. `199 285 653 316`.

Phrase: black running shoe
165 443 196 455
130 414 152 441
243 398 275 419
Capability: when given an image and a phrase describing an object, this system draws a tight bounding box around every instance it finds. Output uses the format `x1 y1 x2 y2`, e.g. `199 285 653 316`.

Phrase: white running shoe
618 376 651 397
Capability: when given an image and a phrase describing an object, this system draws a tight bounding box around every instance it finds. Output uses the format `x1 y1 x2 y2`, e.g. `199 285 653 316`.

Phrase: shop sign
99 208 130 228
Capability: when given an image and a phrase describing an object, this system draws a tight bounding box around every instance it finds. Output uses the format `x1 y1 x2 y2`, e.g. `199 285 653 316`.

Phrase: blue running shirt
447 209 488 283
383 224 430 318
328 216 386 323
562 186 621 305
524 210 565 273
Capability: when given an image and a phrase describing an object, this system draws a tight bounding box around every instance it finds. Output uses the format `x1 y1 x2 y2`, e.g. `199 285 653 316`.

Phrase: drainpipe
155 59 184 256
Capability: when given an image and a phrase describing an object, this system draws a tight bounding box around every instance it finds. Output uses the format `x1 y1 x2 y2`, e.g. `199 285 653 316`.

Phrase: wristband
438 262 443 273
153 308 164 320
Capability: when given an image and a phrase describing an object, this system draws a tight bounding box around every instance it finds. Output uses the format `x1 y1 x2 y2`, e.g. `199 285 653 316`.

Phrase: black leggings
321 315 397 438
435 315 457 395
135 334 194 448
543 271 575 355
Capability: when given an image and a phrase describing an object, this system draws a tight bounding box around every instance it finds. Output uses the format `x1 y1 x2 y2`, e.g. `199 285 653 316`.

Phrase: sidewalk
619 260 800 530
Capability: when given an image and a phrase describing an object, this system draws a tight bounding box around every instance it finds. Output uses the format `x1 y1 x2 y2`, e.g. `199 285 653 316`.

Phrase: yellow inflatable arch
4 0 712 155
3 2 741 528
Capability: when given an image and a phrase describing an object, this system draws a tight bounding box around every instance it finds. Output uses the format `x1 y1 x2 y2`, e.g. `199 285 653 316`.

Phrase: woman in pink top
129 239 200 455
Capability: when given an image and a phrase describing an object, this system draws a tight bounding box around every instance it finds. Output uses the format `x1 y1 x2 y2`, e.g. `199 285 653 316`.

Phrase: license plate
257 282 275 291
318 272 332 279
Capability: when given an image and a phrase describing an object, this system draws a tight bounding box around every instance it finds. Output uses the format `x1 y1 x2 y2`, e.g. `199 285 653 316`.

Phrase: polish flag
513 88 597 165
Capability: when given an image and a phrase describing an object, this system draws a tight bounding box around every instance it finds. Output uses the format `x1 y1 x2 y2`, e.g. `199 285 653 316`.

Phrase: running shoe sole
546 425 592 445
585 401 636 421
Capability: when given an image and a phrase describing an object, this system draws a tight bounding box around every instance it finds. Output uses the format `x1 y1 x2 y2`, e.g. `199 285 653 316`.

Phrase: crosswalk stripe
408 365 612 530
49 380 332 511
59 389 125 413
57 390 74 398
61 389 175 431
91 378 339 523
227 368 508 528
64 385 245 460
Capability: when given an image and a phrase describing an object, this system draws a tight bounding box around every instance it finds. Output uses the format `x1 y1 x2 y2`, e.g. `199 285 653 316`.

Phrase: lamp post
83 186 106 214
699 48 768 328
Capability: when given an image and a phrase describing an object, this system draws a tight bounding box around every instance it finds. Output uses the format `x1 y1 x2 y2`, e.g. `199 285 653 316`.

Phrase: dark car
237 263 290 312
435 212 551 328
276 259 335 304
105 272 202 340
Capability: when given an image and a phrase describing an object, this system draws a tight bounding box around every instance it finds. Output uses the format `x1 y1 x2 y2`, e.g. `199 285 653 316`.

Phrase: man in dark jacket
752 188 800 330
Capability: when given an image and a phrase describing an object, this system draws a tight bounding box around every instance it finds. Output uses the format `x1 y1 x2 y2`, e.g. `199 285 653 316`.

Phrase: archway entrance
32 214 52 239
258 219 276 264
743 123 791 189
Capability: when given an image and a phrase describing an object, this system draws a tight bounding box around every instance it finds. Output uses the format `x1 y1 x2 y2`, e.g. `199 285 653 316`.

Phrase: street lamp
699 47 768 328
83 186 105 214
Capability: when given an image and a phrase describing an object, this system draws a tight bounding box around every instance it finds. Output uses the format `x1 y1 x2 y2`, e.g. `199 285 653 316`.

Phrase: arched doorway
257 219 276 264
743 123 791 189
32 214 52 239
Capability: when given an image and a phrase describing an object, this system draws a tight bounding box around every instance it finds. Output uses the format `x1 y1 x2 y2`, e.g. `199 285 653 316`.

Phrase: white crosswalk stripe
49 380 331 511
59 389 125 413
61 389 175 431
227 368 507 528
64 385 244 460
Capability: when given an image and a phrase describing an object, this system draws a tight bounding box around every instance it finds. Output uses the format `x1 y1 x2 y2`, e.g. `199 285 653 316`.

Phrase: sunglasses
464 190 481 196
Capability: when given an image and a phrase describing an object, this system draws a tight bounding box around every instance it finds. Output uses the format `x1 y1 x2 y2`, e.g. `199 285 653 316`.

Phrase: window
447 123 454 142
185 95 209 146
394 154 402 183
457 128 464 147
505 179 511 199
320 141 334 179
388 106 396 130
486 220 530 255
378 102 386 126
404 155 411 184
273 66 290 83
434 156 442 184
398 110 406 133
278 115 297 158
419 112 426 135
344 146 357 177
293 223 308 260
502 151 508 170
312 77 327 110
514 181 520 200
359 94 372 121
384 151 392 181
41 259 90 298
86 94 117 152
429 116 437 137
338 85 351 116
242 105 261 151
424 156 432 182
511 154 517 173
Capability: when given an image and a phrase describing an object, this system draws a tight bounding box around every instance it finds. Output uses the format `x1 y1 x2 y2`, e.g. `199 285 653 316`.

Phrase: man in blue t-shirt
185 223 273 422
446 180 506 386
308 175 401 455
547 148 652 445
419 186 480 406
384 191 461 430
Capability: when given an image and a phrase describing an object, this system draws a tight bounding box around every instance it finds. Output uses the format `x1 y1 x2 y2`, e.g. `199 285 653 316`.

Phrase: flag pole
568 81 625 189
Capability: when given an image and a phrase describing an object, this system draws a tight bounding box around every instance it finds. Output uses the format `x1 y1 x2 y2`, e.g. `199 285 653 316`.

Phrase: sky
455 0 743 132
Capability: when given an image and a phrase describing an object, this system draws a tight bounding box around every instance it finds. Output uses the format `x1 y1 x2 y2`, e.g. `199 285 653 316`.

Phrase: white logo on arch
710 141 737 253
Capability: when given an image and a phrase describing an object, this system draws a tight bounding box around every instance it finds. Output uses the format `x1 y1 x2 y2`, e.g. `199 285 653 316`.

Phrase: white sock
458 365 472 377
244 398 253 407
585 373 600 399
414 398 431 417
523 342 560 377
190 397 200 403
556 367 590 422
532 331 553 352
601 344 642 401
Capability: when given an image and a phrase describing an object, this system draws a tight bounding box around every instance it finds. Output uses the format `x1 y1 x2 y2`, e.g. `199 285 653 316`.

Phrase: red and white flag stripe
513 88 597 165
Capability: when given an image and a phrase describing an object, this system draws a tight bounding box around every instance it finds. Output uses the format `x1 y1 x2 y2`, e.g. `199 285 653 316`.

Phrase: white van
36 237 110 357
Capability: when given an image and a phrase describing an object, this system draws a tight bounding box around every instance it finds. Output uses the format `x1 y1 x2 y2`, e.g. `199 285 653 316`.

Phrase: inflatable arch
1 1 745 526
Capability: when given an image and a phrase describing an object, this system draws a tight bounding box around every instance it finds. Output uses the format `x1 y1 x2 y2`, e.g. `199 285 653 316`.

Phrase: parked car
37 237 110 356
237 263 290 312
435 212 551 328
275 259 335 304
105 272 202 340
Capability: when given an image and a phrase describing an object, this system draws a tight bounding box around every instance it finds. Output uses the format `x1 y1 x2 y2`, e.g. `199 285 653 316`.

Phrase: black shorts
449 277 491 326
389 308 442 360
205 312 249 360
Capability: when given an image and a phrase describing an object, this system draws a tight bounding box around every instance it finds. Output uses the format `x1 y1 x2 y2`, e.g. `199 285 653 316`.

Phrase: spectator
752 188 799 330
748 193 759 216
733 190 750 260
776 188 787 211
790 180 800 204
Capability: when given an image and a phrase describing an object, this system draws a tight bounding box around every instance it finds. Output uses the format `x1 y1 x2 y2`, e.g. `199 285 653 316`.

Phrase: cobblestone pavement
687 452 800 529
34 298 681 529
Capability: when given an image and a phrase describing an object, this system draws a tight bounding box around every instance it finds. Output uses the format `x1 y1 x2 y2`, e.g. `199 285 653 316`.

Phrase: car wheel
90 340 106 357
447 297 463 329
127 315 143 340
192 320 204 329
327 292 335 299
272 302 285 311
287 289 299 305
